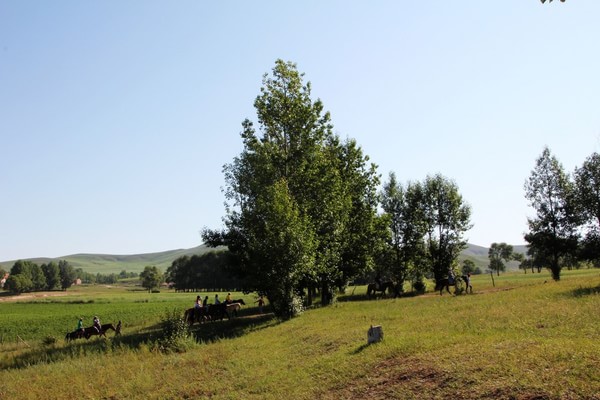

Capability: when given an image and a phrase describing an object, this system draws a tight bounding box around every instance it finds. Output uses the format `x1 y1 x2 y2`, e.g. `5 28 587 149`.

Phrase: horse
184 307 209 325
226 302 242 318
65 329 85 342
230 299 246 305
367 281 395 298
434 276 469 296
83 323 119 339
207 303 229 321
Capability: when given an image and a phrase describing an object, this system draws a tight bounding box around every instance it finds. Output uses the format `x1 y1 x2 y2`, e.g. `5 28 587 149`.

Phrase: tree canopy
524 147 578 280
203 60 380 318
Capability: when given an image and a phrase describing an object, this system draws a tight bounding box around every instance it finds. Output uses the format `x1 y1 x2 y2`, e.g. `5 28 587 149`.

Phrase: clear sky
1 1 599 261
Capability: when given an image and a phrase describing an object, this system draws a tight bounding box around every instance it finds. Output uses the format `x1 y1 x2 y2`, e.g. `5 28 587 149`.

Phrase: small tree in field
140 266 164 292
488 242 514 276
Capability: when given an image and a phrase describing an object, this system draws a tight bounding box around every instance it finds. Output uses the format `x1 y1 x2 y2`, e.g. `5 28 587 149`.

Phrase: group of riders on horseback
185 292 246 325
368 269 473 297
66 316 121 341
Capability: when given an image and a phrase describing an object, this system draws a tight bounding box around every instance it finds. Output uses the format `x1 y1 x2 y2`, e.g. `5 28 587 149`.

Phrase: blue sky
1 1 599 261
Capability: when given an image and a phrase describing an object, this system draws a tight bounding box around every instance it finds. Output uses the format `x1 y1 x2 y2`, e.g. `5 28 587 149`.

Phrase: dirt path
0 291 69 302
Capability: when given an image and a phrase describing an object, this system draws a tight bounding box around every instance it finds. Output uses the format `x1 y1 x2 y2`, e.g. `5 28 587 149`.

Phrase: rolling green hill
1 243 526 275
0 245 221 274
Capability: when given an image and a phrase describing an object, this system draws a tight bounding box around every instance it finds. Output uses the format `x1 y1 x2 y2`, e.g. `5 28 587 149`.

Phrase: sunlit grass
0 269 598 399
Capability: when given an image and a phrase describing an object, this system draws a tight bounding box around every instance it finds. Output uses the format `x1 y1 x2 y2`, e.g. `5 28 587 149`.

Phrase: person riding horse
93 316 101 335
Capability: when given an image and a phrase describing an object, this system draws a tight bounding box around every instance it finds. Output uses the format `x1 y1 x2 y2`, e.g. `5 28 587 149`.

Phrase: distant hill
0 245 220 275
1 243 527 275
459 243 527 272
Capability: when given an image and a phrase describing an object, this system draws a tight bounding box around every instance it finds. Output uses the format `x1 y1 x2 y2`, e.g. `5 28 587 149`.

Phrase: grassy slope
0 269 599 399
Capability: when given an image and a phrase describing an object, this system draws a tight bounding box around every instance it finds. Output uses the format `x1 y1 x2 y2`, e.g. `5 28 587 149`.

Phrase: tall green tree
488 242 514 276
203 60 378 317
4 274 32 294
59 260 76 291
30 263 47 291
524 147 578 280
330 138 380 295
379 173 428 292
8 260 35 293
41 262 61 290
421 174 472 283
574 152 600 265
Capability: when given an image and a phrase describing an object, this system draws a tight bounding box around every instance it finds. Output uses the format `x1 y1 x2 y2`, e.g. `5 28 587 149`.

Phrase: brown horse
226 302 242 317
83 322 120 339
367 281 395 298
434 276 468 295
184 307 209 325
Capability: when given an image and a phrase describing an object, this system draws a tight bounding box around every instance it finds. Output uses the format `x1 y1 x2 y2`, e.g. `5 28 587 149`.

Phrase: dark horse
230 299 246 305
207 303 230 321
185 304 230 325
434 276 469 295
83 322 121 339
367 281 395 298
65 329 85 341
184 307 209 325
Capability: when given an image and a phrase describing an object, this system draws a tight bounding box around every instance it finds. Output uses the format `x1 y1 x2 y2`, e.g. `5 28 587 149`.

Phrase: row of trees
524 148 600 280
3 260 77 294
377 172 472 291
1 260 142 294
165 252 241 292
202 60 472 318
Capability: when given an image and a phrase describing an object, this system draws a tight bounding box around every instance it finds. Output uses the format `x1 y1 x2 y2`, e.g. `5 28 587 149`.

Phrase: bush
156 309 193 353
42 336 57 346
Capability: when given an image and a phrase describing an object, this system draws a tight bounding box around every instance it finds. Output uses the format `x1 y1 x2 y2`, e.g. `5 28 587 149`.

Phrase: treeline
166 251 243 292
77 269 138 285
1 260 139 294
2 260 77 293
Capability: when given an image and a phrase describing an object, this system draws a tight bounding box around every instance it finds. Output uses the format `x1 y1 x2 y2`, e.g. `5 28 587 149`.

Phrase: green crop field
0 269 598 399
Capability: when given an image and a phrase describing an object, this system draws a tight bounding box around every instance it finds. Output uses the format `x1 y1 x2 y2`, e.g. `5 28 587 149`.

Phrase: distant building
0 273 8 288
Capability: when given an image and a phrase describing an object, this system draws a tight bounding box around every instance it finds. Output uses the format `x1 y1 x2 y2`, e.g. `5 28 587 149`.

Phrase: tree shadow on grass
190 313 279 343
337 290 423 303
1 311 279 370
570 285 600 297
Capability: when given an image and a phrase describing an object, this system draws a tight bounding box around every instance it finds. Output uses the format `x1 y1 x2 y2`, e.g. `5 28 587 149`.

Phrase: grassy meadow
0 269 599 399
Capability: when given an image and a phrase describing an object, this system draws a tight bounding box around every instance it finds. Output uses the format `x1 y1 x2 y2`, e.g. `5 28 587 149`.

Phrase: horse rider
448 268 455 285
194 295 202 309
375 272 382 291
203 295 209 307
76 317 85 338
93 315 101 334
226 292 232 304
214 294 220 304
465 273 472 293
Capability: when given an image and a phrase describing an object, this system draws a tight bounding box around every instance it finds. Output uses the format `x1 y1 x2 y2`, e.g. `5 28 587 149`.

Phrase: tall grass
0 270 598 399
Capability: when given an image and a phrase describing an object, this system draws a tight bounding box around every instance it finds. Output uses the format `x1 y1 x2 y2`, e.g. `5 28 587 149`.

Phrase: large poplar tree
574 152 600 264
524 147 578 280
421 174 472 283
203 60 378 317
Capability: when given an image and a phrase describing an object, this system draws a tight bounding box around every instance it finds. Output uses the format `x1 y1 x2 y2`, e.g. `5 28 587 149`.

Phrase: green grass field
0 269 598 399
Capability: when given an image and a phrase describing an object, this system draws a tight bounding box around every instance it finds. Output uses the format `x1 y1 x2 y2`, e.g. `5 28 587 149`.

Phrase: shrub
42 336 57 346
156 309 193 353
